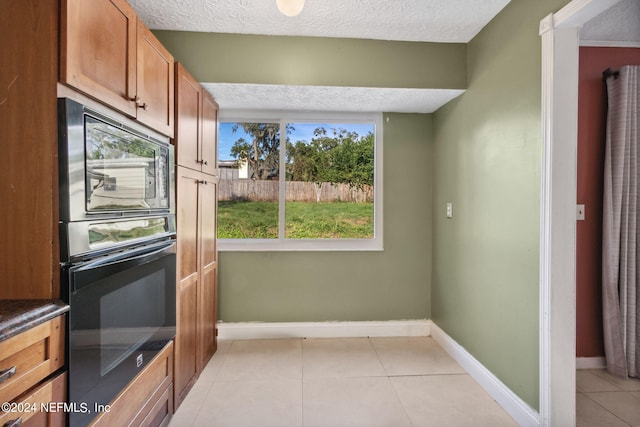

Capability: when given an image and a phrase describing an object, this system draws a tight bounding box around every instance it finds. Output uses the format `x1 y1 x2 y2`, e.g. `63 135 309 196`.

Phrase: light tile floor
169 337 518 427
576 369 640 427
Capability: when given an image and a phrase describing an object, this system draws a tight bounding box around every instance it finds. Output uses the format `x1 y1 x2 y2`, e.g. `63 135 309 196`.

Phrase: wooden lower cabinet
198 170 218 370
0 317 65 405
0 315 66 427
0 372 67 427
90 341 174 427
175 166 218 409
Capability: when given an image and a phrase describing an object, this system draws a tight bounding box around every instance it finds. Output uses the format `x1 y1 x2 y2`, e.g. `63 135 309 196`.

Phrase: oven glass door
85 115 170 213
65 240 176 427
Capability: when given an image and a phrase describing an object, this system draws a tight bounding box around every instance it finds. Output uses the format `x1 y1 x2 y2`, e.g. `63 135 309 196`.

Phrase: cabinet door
175 64 202 170
136 21 174 137
175 167 200 408
201 93 219 176
198 178 218 370
61 0 137 116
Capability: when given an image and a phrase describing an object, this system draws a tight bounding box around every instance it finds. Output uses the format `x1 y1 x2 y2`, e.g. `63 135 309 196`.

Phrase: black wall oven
58 98 177 427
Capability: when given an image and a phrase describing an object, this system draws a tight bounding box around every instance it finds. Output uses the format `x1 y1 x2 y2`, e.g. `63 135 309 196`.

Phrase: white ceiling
129 0 511 43
129 0 512 113
580 0 640 43
205 83 465 114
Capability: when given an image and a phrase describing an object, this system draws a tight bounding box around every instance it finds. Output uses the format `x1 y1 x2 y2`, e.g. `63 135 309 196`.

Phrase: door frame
539 0 623 425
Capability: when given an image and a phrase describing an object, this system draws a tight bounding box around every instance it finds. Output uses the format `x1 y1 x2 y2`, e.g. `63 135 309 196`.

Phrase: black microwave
58 98 174 223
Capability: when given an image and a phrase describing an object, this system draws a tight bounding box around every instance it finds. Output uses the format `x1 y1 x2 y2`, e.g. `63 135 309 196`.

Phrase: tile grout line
579 391 634 426
368 336 416 427
186 339 236 426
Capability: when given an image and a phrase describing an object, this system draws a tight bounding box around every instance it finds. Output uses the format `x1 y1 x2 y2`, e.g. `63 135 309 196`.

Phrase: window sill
218 238 383 252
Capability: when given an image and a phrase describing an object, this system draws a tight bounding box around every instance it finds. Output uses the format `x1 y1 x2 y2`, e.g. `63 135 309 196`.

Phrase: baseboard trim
430 322 540 427
217 319 430 340
576 357 606 369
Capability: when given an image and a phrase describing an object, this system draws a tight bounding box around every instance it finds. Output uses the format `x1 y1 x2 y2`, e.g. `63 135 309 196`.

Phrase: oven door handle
70 240 176 292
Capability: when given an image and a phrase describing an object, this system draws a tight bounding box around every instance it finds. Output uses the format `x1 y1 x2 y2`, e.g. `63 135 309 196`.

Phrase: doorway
540 0 638 425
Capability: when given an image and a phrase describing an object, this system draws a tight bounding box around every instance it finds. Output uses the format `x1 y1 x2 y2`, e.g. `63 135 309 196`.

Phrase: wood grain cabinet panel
174 64 219 174
61 0 137 116
175 64 203 171
0 316 64 404
201 92 219 176
0 315 66 427
1 0 59 298
173 64 219 410
90 342 173 427
174 167 218 409
198 178 218 370
175 167 201 408
136 21 175 137
61 0 174 137
0 372 67 427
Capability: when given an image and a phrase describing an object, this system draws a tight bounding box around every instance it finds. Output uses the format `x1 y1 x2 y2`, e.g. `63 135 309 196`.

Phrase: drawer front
0 316 65 404
90 341 173 427
136 382 172 427
0 372 66 427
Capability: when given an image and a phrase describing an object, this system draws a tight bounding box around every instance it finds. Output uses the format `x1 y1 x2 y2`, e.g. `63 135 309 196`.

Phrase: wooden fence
219 179 373 203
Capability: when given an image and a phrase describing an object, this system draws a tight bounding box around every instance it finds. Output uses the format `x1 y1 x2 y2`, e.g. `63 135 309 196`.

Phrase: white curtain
602 65 640 379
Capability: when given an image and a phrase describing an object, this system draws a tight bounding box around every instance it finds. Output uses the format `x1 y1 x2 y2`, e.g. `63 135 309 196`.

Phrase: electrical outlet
446 202 453 219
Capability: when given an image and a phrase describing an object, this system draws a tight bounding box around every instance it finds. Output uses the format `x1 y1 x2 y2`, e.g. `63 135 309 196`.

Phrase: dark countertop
0 300 69 342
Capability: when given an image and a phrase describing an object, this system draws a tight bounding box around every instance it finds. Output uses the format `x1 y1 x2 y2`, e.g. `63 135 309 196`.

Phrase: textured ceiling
580 0 640 42
129 0 511 43
204 83 465 114
128 0 512 112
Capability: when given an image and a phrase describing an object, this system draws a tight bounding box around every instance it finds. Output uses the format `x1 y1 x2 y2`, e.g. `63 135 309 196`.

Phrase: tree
286 127 373 188
230 123 286 180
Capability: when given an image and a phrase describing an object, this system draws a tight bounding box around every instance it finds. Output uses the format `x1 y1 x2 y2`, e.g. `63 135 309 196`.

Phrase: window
217 111 383 251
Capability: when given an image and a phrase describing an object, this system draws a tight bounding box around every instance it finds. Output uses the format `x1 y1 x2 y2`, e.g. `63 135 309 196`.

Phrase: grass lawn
217 201 374 239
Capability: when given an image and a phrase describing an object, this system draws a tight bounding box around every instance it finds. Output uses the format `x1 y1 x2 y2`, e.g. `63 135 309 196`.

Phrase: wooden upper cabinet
61 0 174 137
175 64 202 171
201 93 219 176
136 21 174 137
61 0 137 116
175 63 218 174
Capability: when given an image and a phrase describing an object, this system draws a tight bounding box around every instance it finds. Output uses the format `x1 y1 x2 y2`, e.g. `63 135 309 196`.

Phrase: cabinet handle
129 96 148 110
203 160 208 166
0 366 16 384
3 417 22 427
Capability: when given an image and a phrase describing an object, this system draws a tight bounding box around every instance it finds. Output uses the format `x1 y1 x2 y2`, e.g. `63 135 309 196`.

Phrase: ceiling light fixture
276 0 305 17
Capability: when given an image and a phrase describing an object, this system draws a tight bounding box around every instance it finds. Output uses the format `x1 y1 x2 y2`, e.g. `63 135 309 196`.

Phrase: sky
218 122 375 161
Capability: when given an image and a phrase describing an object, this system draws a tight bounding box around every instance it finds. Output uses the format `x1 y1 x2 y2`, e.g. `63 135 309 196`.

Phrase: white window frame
217 109 383 252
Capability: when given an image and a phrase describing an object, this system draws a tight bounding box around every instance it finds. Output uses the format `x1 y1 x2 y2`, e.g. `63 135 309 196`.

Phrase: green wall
157 0 574 411
154 31 467 89
219 113 433 322
431 0 569 410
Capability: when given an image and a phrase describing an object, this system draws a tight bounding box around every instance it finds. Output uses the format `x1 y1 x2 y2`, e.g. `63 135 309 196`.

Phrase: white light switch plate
576 204 585 221
446 202 453 219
